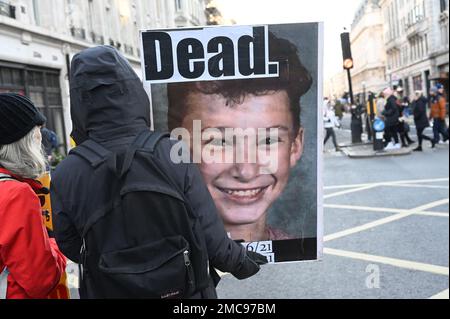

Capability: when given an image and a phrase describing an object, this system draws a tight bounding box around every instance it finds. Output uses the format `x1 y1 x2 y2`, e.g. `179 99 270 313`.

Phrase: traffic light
340 32 353 69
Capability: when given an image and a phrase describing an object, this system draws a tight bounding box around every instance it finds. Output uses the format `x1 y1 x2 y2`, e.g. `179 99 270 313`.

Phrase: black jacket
383 95 400 127
51 46 248 298
413 96 429 129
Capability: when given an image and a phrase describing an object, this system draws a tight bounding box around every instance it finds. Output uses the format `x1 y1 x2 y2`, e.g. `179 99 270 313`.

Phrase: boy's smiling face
180 90 304 230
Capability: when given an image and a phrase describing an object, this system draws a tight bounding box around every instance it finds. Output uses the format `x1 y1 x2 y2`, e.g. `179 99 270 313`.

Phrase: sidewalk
328 122 412 158
325 113 450 158
339 142 412 158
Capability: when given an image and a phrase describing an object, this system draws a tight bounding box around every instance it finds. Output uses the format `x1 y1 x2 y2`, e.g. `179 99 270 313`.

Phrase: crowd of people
324 83 449 152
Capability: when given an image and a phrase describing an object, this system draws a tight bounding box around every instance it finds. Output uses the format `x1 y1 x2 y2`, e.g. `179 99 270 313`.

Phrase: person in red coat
0 93 67 299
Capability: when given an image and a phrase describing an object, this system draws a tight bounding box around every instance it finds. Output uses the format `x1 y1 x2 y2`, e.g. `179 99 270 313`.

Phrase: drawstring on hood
69 46 151 145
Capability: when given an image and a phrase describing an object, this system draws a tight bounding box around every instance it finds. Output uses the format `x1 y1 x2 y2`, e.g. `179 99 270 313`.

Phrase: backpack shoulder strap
119 130 170 178
135 130 170 152
70 140 113 169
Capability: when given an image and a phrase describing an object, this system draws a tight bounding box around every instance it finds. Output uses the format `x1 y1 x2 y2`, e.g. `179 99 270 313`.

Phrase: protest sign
37 172 71 299
141 23 323 263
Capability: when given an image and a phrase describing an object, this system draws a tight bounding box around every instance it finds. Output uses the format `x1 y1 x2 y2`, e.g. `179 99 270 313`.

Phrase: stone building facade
350 0 387 101
380 0 449 98
0 0 208 152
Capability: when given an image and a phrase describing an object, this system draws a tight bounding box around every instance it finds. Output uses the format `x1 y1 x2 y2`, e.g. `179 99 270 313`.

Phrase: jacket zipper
183 250 195 291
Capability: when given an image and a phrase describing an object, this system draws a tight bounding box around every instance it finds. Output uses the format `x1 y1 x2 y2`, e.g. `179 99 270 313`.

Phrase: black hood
70 46 151 145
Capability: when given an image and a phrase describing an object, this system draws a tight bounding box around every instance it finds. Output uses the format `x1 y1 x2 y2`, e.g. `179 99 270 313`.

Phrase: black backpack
70 130 210 299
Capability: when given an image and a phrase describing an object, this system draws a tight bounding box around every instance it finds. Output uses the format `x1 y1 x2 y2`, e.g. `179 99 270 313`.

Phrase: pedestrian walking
382 87 401 150
412 90 435 151
41 126 58 163
376 91 386 118
397 96 415 148
51 46 267 299
323 98 341 151
334 98 344 121
429 86 449 144
365 91 377 142
0 93 67 299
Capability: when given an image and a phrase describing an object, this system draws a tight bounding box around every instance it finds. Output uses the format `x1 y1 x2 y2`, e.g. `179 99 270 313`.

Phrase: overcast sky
214 0 363 79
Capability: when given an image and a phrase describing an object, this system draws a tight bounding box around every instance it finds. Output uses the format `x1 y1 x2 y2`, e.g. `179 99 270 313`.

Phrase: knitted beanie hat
0 93 47 145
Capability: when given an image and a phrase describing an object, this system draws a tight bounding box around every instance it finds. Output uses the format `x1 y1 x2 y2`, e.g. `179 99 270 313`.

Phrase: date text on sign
242 241 275 264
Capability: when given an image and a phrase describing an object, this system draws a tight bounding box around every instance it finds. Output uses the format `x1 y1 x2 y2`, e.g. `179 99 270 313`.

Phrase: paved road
217 114 449 299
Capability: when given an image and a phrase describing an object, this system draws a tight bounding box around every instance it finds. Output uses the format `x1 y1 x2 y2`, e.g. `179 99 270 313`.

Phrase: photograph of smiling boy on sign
142 23 322 263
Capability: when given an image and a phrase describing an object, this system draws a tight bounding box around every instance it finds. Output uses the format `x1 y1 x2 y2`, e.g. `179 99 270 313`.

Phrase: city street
1 0 448 302
217 115 449 299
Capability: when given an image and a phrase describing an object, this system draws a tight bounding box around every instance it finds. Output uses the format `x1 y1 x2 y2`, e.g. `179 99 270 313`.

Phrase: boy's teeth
226 188 262 196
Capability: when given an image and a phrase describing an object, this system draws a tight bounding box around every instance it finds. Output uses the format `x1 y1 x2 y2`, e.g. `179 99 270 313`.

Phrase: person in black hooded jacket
412 90 434 151
50 46 267 299
381 87 400 148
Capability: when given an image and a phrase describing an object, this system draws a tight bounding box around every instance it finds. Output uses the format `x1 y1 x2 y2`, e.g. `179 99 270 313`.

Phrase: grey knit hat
0 93 47 145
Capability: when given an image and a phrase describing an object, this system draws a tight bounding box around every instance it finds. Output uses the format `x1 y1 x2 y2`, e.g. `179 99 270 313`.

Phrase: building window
0 66 24 93
175 0 182 11
88 0 95 37
418 37 422 58
384 8 390 41
402 46 408 65
0 64 67 154
441 0 448 12
0 1 17 19
413 75 422 91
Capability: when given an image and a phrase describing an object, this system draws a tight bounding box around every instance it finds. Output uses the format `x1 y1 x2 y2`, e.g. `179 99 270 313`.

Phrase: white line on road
324 211 416 242
324 248 449 276
417 211 450 217
324 204 449 218
391 183 449 190
413 199 450 212
430 289 449 299
324 185 379 199
324 199 449 242
325 178 449 190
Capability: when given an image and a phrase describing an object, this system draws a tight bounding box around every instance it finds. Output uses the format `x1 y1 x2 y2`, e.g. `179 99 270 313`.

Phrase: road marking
325 178 449 190
430 289 449 299
392 183 449 190
418 211 450 217
324 211 416 242
325 183 378 190
324 204 449 218
324 248 449 276
324 185 379 199
324 199 449 242
414 199 450 212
